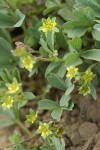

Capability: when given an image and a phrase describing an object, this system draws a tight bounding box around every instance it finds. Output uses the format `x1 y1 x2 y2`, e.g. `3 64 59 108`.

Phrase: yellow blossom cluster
66 67 94 96
79 85 90 96
66 66 78 78
38 123 51 138
21 55 35 71
26 110 37 124
13 47 36 72
39 17 57 32
6 78 21 94
2 78 22 110
2 96 13 110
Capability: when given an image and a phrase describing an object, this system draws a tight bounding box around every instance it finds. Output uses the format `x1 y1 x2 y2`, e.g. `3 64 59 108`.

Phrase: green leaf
0 29 11 42
65 84 74 96
47 30 56 51
18 100 26 109
65 78 73 88
47 73 66 90
12 67 21 82
0 37 15 69
60 94 71 107
0 108 15 119
0 9 25 28
45 62 66 78
27 17 40 40
75 0 100 18
44 0 61 15
9 132 20 145
45 62 61 77
90 83 97 100
56 30 68 49
92 28 100 41
94 23 100 31
0 69 12 82
51 136 65 150
38 99 59 110
81 49 100 61
65 100 74 110
56 64 66 78
58 0 75 21
63 21 87 38
40 146 51 150
40 38 52 53
69 37 82 52
24 92 35 100
0 12 15 28
0 120 15 128
63 7 95 38
64 52 82 67
13 9 25 27
51 108 62 121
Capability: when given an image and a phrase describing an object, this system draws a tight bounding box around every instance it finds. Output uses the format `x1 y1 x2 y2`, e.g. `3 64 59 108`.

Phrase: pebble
70 131 82 146
79 122 98 140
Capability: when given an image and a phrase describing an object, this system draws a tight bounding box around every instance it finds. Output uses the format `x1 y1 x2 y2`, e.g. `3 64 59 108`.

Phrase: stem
16 119 32 136
0 5 9 9
21 23 27 35
12 34 25 42
36 56 51 62
89 62 99 70
5 134 37 149
3 0 15 11
13 104 20 120
13 105 31 136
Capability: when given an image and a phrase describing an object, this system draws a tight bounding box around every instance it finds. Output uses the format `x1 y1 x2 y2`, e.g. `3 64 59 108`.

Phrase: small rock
94 132 100 144
93 140 100 150
72 88 100 123
69 146 83 150
66 122 80 138
70 131 82 146
79 122 98 140
71 117 77 123
71 108 80 117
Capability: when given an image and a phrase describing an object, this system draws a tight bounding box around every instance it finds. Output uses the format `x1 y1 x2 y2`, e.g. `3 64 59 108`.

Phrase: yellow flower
66 66 78 78
13 47 26 57
6 78 21 94
38 123 51 138
21 55 35 71
79 85 90 96
26 111 37 124
2 96 13 109
39 18 57 32
83 70 94 82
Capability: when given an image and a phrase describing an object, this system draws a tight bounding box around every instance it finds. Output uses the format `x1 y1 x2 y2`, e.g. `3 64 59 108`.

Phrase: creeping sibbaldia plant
79 85 90 96
82 70 94 82
6 78 22 94
66 66 79 79
38 123 51 139
26 110 37 124
2 96 14 110
39 17 57 32
21 55 35 72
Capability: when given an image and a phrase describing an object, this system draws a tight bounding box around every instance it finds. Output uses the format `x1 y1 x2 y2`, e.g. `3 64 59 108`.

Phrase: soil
0 88 100 150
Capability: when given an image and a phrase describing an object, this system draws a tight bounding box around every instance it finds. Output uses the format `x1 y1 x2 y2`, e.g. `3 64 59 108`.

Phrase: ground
0 88 100 150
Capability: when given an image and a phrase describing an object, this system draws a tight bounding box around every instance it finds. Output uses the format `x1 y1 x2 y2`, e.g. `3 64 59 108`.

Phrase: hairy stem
16 119 32 136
